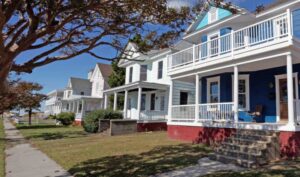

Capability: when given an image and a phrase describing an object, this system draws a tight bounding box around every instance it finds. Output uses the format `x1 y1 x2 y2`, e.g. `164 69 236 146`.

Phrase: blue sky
18 0 276 95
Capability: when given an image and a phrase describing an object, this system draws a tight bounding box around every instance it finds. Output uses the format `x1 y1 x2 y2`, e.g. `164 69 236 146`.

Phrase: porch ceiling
175 53 300 83
103 81 169 94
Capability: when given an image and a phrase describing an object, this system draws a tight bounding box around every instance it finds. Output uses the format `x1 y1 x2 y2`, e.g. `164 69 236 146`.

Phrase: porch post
81 99 85 113
195 74 200 122
76 101 80 113
123 90 128 119
137 87 142 120
168 80 173 121
104 94 108 109
113 92 118 111
287 54 295 125
233 65 239 122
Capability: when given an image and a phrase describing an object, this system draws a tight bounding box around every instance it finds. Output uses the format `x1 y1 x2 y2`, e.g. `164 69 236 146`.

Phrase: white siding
172 80 195 105
125 63 141 84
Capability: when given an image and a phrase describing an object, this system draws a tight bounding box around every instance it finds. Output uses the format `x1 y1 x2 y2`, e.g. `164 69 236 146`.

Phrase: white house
44 89 64 116
164 0 300 165
45 63 112 124
103 43 171 131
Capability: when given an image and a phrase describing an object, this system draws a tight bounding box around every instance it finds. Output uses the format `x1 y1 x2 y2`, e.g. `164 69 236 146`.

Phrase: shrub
83 109 123 133
48 114 57 119
56 112 75 126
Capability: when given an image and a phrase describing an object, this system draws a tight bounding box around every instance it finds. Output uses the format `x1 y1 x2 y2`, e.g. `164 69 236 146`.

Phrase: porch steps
209 129 280 168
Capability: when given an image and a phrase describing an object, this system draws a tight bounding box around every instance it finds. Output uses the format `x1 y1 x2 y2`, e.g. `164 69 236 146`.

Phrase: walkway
4 119 72 177
154 157 243 177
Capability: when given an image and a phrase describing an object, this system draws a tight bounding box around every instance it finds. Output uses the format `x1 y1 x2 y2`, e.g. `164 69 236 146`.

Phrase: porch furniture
248 105 264 122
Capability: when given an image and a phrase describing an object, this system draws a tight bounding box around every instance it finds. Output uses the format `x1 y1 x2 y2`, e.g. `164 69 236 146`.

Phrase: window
158 61 163 79
67 90 71 98
209 7 217 23
180 91 188 105
207 77 220 103
160 96 165 111
140 65 147 81
141 94 146 111
80 91 84 95
232 75 250 110
66 104 69 110
150 93 156 110
129 67 133 83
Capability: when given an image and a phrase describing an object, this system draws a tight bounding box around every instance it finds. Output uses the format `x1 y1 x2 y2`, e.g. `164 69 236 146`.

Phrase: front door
279 79 288 121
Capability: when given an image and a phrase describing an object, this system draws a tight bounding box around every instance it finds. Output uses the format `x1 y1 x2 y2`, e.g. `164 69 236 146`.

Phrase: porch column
195 74 200 122
233 65 239 122
137 87 142 120
104 94 108 109
123 90 128 119
287 54 295 125
81 99 85 113
168 80 173 121
113 92 118 111
76 101 80 113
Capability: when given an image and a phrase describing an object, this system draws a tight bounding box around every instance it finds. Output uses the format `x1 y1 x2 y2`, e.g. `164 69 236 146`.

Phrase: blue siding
196 13 209 30
293 9 300 38
200 64 300 123
218 8 232 20
196 7 232 30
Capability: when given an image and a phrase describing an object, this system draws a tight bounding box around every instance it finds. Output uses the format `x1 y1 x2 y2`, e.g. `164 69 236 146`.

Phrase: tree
255 5 265 14
0 81 46 125
0 0 198 91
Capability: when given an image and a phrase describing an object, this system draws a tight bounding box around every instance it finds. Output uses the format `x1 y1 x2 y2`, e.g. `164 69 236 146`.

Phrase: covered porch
103 81 169 122
168 53 300 131
62 96 102 121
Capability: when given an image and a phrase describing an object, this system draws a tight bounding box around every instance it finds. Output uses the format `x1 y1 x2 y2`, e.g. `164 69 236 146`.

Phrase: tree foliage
0 80 46 124
0 0 198 91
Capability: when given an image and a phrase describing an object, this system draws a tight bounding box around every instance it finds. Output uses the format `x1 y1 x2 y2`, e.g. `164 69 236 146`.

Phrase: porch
103 81 169 122
61 96 102 121
168 54 300 131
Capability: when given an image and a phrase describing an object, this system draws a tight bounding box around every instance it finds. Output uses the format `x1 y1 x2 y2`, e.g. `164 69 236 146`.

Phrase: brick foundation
168 125 300 157
137 122 167 132
73 120 82 126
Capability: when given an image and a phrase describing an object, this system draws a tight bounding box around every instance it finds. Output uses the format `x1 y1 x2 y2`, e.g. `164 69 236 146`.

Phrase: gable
195 6 232 31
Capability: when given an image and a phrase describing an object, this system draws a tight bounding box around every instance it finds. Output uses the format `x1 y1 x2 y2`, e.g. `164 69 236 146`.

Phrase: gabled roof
68 77 92 90
185 1 247 35
96 63 113 79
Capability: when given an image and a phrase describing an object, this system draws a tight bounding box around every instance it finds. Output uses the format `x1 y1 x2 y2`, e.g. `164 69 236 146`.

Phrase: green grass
17 125 211 177
0 119 5 177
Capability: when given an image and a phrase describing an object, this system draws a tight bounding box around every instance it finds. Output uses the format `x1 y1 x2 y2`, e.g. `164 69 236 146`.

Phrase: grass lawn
0 119 5 177
17 125 211 177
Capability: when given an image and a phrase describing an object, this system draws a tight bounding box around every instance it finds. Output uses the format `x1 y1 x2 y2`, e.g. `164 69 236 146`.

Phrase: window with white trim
207 77 220 103
232 75 250 110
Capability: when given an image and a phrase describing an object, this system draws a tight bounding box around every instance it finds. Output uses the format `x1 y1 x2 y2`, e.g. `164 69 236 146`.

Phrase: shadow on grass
203 169 300 177
16 124 62 129
25 131 88 140
68 144 211 177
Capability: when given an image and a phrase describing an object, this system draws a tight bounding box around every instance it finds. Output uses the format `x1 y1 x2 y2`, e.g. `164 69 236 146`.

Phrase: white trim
275 72 299 122
231 74 250 111
207 76 220 103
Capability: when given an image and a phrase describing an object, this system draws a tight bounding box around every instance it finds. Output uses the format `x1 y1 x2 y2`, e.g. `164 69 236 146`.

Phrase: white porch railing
171 105 195 122
139 110 167 120
168 12 289 70
198 102 234 122
294 100 300 123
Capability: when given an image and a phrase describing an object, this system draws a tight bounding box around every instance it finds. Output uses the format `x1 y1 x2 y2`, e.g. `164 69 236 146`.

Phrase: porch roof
62 95 102 101
104 81 169 94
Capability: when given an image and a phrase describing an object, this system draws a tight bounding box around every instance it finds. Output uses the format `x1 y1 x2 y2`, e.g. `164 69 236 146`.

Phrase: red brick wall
137 122 167 132
73 120 82 126
167 125 236 145
279 131 300 158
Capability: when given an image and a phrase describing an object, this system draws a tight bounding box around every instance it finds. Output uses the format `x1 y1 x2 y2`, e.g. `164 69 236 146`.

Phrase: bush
83 109 123 133
48 114 57 119
56 112 75 126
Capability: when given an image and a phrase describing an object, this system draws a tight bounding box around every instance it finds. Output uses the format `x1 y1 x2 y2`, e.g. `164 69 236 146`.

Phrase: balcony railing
168 12 290 71
171 102 234 122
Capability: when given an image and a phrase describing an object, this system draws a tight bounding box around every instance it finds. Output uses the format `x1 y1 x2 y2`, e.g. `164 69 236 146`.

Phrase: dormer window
209 7 217 23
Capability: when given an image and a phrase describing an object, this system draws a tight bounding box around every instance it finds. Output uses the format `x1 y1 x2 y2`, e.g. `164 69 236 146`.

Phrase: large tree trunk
28 108 32 126
0 55 12 93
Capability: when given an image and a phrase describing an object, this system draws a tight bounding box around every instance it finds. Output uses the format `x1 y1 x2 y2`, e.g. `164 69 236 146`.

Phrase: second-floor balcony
168 12 292 73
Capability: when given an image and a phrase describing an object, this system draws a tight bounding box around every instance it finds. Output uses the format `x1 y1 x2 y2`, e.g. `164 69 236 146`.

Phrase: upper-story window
129 67 133 83
158 61 163 79
209 7 217 23
67 90 71 98
140 65 147 81
80 91 84 95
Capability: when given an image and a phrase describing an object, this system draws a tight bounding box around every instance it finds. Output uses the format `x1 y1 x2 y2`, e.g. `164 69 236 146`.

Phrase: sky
18 0 276 96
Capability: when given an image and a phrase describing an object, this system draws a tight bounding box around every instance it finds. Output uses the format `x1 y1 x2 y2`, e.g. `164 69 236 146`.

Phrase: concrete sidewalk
4 119 72 177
